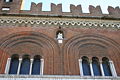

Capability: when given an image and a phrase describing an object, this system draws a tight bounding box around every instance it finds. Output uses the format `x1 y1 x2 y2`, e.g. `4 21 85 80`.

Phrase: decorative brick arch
0 31 61 75
63 33 120 75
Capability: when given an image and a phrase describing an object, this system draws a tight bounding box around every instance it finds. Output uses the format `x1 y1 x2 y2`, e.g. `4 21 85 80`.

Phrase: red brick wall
0 26 119 76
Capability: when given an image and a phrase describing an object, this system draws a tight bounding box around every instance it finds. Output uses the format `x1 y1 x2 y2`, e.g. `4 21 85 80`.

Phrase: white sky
23 0 120 14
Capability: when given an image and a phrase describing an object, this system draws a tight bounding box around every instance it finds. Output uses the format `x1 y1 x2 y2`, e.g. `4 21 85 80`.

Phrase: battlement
0 2 120 19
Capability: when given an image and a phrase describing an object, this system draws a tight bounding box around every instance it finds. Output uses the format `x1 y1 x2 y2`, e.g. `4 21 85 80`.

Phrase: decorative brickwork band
0 17 120 29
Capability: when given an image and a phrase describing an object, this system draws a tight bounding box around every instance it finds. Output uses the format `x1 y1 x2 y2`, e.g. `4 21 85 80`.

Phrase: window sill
0 74 119 79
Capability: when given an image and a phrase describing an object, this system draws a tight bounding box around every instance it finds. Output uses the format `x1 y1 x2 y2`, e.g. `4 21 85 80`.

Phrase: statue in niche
57 32 63 39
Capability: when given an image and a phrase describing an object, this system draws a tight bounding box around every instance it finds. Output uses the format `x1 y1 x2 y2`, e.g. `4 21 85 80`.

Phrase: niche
56 30 64 43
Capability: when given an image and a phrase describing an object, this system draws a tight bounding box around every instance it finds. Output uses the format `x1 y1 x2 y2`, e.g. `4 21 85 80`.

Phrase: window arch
31 55 41 75
9 54 19 74
82 56 91 76
92 57 101 76
102 57 112 76
20 55 30 75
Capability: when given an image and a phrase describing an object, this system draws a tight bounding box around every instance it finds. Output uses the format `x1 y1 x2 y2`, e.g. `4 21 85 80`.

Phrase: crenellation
70 4 82 15
108 6 120 15
51 3 62 15
89 5 102 15
30 2 42 13
0 0 120 19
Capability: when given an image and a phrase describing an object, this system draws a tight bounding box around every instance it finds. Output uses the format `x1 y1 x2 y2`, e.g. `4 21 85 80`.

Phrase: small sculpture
57 32 63 39
57 32 63 43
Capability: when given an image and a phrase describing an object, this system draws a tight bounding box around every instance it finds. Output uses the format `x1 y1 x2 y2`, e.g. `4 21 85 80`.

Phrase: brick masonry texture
0 0 120 77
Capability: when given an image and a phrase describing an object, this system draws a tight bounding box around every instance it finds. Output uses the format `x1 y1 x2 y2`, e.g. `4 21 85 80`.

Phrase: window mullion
109 61 117 77
5 58 11 74
79 59 83 76
17 58 22 75
40 59 44 75
100 61 105 76
29 59 34 75
90 61 94 76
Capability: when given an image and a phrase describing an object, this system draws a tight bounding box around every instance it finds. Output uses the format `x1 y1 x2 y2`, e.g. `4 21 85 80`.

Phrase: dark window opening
32 55 41 75
20 55 30 75
92 57 101 76
9 54 19 74
82 56 91 76
102 57 112 76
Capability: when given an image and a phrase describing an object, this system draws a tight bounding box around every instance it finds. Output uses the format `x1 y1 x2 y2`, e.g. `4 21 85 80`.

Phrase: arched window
9 54 19 74
102 57 112 76
92 57 101 76
82 56 91 76
20 55 30 75
32 55 41 75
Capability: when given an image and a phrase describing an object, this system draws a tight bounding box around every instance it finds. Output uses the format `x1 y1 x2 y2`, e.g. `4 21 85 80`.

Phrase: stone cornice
0 15 120 30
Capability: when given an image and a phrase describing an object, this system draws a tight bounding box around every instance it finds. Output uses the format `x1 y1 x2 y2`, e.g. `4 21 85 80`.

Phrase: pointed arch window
9 54 19 74
82 56 91 76
31 55 41 75
20 55 30 75
102 57 112 76
92 57 101 76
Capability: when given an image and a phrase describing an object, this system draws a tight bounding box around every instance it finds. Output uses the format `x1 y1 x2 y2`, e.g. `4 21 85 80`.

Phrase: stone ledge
0 75 120 80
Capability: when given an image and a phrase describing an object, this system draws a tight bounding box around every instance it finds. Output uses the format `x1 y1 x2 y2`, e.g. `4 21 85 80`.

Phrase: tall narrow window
92 57 101 76
32 55 41 75
102 57 112 76
20 55 30 75
9 54 19 74
82 56 91 76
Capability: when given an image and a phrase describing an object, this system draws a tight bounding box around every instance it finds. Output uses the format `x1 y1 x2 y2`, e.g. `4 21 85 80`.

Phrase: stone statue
57 33 63 39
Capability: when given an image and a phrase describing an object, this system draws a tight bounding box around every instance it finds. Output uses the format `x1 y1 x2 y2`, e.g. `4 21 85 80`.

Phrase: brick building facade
0 0 120 80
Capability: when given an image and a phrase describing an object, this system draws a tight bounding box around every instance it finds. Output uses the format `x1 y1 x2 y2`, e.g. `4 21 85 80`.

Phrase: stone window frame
5 54 44 75
79 57 117 77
